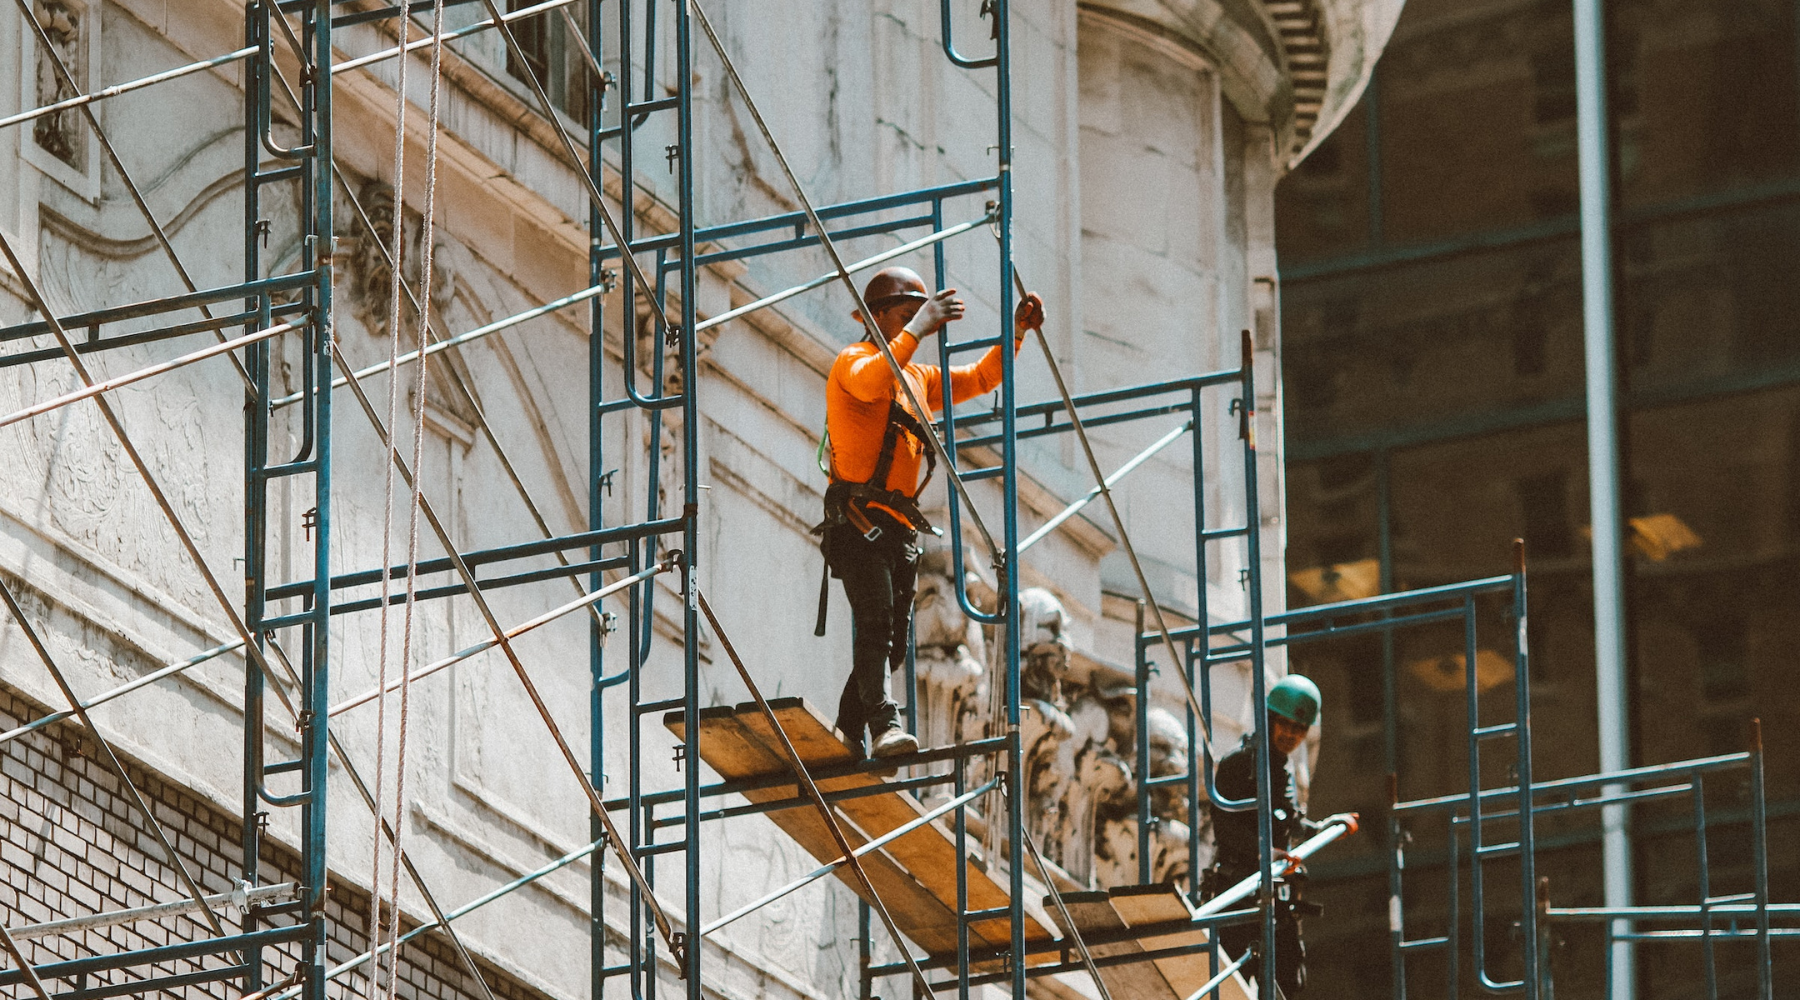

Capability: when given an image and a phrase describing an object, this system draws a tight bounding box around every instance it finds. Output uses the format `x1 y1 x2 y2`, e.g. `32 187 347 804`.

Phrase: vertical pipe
1572 3 1634 994
1514 540 1539 1000
993 3 1026 997
954 756 971 1000
1136 599 1153 884
587 0 608 994
674 1 702 991
1377 451 1402 999
1446 816 1460 1000
619 6 647 986
1185 637 1201 905
1461 595 1489 988
241 8 268 993
858 901 873 1000
304 5 334 998
1690 774 1717 1000
1749 719 1771 1000
1386 774 1404 1000
1377 451 1395 774
1239 330 1276 1000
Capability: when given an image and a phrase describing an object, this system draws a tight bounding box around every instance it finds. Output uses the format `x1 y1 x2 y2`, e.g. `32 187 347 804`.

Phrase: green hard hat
1267 674 1321 728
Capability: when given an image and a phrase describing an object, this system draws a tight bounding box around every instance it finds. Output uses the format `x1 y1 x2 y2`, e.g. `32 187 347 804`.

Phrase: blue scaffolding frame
0 2 1788 1000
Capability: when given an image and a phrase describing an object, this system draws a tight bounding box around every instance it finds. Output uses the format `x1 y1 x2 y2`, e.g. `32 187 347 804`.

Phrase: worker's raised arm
837 336 919 401
938 291 1045 406
838 288 967 401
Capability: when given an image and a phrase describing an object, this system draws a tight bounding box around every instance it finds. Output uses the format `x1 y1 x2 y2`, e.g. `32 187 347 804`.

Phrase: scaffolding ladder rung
1473 722 1518 739
633 839 691 858
1399 936 1449 951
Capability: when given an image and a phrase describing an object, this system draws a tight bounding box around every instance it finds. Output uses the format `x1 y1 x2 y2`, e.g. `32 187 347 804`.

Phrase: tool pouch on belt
812 399 937 637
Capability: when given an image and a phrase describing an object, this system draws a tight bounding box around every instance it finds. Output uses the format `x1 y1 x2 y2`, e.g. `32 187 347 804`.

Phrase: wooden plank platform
1051 891 1183 997
1048 883 1253 1000
665 698 1056 962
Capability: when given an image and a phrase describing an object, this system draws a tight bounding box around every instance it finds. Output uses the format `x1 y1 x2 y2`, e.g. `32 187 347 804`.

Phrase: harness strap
865 399 936 499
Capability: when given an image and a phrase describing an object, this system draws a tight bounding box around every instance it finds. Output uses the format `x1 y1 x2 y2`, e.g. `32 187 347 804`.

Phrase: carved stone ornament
907 560 1194 888
33 1 85 169
341 179 459 338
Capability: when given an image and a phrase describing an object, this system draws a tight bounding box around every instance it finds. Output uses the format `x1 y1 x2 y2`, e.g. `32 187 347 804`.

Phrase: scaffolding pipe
1181 949 1253 1000
1573 2 1634 996
0 324 294 430
271 286 603 409
332 0 580 73
329 555 670 716
8 884 298 942
266 834 626 1000
700 776 1000 937
692 213 995 334
1018 418 1192 554
1193 814 1359 919
272 212 991 411
0 46 255 132
0 639 245 746
0 0 573 134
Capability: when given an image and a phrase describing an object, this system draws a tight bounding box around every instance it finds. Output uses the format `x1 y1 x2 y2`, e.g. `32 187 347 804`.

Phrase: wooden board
1047 891 1182 999
666 705 965 956
1108 884 1254 1000
735 701 1058 954
665 698 1055 961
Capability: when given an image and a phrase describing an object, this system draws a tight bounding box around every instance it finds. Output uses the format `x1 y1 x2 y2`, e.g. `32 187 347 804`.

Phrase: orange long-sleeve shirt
826 331 1020 523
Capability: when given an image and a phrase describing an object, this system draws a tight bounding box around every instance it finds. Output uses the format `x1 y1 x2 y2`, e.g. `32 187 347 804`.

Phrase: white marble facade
0 1 1397 997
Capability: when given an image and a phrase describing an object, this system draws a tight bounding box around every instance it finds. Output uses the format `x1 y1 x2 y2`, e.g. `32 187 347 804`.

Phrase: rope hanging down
370 3 449 995
326 302 686 958
366 0 418 985
312 2 691 959
257 635 501 1000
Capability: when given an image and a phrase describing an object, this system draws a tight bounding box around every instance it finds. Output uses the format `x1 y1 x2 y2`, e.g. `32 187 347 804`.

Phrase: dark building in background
1273 0 1800 995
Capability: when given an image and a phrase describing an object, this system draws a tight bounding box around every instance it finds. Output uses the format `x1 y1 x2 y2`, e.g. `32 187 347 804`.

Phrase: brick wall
0 682 563 1000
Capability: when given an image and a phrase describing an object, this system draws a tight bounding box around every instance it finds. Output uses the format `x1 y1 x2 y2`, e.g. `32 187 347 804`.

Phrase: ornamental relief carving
911 551 1198 889
339 180 459 341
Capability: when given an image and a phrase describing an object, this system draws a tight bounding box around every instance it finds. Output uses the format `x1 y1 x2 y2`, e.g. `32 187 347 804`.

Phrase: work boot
870 724 919 760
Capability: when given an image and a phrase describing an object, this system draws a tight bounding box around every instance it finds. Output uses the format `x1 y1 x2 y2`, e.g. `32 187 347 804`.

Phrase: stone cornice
1078 0 1404 172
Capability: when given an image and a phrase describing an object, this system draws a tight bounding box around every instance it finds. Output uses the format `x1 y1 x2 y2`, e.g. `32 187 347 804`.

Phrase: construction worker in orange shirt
815 266 1045 762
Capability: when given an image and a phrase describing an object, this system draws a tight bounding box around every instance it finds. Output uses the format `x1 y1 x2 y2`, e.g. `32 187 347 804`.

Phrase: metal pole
587 3 608 996
675 1 703 991
1573 2 1634 995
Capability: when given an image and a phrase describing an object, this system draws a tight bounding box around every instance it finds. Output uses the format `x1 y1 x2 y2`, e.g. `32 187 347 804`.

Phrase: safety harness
812 398 938 635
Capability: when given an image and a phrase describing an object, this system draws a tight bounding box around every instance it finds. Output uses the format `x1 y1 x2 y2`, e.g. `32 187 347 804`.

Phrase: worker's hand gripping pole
1194 813 1361 918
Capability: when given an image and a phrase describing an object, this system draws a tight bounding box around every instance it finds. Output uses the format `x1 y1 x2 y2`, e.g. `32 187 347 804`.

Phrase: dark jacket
1212 733 1306 875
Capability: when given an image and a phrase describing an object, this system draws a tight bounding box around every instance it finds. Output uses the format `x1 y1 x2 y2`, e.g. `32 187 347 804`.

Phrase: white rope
365 0 415 990
380 7 447 996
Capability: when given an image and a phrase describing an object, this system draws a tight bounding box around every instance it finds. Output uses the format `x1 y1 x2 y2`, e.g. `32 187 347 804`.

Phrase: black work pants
823 515 918 750
1209 871 1306 997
